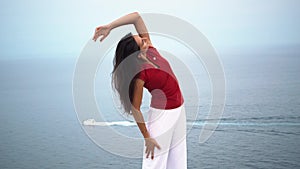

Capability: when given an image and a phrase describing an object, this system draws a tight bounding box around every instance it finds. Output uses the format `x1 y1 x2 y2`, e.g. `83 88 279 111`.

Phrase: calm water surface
0 49 299 168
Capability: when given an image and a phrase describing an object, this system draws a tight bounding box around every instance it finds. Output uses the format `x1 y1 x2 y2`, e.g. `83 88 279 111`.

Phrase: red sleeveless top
137 46 184 109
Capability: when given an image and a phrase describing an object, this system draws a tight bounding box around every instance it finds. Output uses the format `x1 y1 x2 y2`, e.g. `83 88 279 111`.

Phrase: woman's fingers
155 143 161 150
100 34 107 42
93 32 99 41
146 146 158 160
146 149 150 158
147 147 154 159
144 138 161 160
93 26 103 41
93 25 110 42
151 150 154 160
93 28 100 41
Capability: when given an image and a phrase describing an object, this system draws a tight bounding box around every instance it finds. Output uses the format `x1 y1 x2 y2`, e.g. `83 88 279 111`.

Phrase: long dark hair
112 33 143 114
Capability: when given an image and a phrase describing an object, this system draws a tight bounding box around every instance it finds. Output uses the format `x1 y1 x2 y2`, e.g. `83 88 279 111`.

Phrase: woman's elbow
133 11 140 16
132 12 141 19
131 105 141 114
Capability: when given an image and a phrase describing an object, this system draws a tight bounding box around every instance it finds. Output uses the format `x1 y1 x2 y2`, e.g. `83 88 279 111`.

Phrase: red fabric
137 46 184 109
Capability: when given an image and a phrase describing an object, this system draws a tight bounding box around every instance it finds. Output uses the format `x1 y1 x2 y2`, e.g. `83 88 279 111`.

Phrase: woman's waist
149 102 185 111
150 96 184 110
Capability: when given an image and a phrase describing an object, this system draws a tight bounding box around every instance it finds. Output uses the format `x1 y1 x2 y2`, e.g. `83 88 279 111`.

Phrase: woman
93 12 187 169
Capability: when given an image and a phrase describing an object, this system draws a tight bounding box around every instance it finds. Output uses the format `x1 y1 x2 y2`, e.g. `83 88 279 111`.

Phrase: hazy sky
0 0 299 59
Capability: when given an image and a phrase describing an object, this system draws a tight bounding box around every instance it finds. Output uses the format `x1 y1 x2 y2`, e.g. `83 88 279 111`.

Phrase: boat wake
83 119 136 126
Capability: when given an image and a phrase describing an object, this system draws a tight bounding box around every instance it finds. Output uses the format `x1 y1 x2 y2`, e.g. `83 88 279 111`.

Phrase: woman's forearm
132 109 150 139
108 12 141 30
93 12 150 42
108 12 149 36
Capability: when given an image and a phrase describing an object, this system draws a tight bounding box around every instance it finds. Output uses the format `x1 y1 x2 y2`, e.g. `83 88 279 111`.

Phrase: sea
0 46 299 169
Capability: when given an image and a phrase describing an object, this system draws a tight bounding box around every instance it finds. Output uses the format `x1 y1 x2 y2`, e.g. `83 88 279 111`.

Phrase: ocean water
0 48 300 168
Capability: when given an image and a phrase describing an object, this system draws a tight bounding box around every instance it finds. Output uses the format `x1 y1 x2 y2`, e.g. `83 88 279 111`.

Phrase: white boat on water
82 119 136 126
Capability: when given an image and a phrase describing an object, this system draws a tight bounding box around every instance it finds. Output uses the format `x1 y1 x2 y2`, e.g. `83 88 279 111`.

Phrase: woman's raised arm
93 12 152 45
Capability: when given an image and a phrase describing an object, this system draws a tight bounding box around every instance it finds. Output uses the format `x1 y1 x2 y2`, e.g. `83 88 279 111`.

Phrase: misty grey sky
0 0 299 59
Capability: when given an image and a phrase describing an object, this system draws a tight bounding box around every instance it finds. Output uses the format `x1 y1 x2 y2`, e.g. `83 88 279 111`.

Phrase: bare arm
131 79 161 160
131 79 150 138
93 12 152 45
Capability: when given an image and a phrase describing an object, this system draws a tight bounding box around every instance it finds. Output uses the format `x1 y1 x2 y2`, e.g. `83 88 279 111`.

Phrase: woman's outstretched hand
93 24 111 42
144 137 161 160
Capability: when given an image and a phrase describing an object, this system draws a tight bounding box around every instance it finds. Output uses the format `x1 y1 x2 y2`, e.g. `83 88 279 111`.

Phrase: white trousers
142 104 187 169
